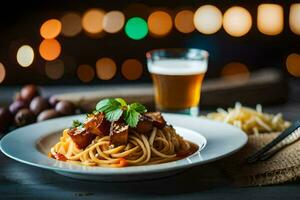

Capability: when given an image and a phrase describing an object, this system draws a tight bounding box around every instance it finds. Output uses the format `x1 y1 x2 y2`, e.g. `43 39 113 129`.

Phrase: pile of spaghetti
50 98 197 167
206 102 291 135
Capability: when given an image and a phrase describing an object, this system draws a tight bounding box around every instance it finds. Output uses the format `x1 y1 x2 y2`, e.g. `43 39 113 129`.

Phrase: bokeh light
40 19 62 39
221 62 250 79
194 5 222 34
16 45 35 67
103 11 125 33
82 9 105 35
257 4 283 36
148 11 173 37
96 57 117 80
39 39 61 61
45 59 65 80
223 6 252 37
286 53 300 77
174 10 195 33
125 17 148 40
60 12 82 37
121 59 143 80
0 62 6 84
289 4 300 35
77 64 95 83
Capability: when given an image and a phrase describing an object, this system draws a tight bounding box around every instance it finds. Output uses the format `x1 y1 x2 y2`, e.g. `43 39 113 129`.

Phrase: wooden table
1 81 300 200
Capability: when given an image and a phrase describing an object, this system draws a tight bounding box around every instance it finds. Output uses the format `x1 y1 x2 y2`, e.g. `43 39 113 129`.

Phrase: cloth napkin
222 132 300 186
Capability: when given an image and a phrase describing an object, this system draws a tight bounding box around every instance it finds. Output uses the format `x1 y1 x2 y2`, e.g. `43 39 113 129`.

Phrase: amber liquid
151 73 205 111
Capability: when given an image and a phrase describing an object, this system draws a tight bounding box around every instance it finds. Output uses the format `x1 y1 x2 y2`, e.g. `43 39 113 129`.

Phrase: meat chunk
68 128 96 149
110 121 129 146
85 112 110 136
96 116 111 136
135 115 153 134
144 112 166 128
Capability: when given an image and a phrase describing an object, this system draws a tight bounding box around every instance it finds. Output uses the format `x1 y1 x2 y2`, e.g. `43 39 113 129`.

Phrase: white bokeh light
194 5 222 34
16 45 35 67
103 11 125 33
223 6 252 37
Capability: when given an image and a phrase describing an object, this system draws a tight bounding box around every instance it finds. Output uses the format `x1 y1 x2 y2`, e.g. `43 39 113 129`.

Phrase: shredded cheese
205 102 291 134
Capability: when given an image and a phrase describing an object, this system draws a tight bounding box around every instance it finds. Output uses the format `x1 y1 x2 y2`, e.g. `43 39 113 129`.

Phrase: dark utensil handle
247 121 300 164
259 145 285 161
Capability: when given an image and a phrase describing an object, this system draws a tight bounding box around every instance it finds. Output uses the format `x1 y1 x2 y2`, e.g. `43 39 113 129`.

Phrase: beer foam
148 59 207 75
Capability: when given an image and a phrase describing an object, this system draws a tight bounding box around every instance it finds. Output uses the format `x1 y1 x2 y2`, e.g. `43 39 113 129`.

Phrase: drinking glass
146 48 209 116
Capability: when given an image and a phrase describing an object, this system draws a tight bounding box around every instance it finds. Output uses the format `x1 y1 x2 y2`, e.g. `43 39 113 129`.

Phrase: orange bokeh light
221 62 250 79
39 39 61 61
148 11 173 36
286 53 300 77
77 64 95 83
257 4 284 36
96 57 117 80
0 62 6 84
121 59 143 80
40 19 62 39
289 4 300 35
175 10 195 33
82 9 105 35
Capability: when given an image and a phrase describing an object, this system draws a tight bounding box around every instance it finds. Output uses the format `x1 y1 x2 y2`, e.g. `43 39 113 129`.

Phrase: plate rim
0 113 247 175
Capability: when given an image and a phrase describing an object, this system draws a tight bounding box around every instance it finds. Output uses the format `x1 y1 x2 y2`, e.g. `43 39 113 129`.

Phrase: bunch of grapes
0 85 77 135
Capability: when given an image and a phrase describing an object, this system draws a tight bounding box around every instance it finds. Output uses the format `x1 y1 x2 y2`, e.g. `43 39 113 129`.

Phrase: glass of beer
146 48 209 116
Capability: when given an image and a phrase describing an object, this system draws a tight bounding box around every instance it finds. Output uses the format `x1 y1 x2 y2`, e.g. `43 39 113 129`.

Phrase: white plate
0 113 247 181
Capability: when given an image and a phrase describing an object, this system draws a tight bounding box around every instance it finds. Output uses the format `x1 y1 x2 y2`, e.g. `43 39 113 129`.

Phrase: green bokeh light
125 17 148 40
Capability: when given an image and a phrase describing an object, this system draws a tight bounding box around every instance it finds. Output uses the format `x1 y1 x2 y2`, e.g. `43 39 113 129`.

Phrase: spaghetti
50 109 198 167
206 102 291 134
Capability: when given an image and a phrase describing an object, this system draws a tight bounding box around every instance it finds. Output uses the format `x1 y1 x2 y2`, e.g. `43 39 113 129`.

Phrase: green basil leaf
96 98 111 110
95 98 148 127
105 108 123 122
96 98 121 112
124 109 140 128
129 103 147 113
115 98 127 107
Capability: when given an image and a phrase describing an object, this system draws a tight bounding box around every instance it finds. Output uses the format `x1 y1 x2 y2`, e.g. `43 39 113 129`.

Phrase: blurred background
0 0 299 86
1 0 300 133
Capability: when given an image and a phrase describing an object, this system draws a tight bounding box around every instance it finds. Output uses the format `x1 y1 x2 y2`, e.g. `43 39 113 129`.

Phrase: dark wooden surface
1 81 300 200
2 155 300 200
0 69 289 109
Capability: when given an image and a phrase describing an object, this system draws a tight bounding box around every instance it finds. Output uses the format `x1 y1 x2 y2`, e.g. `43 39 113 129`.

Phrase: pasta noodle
50 124 198 167
49 98 199 167
206 102 291 135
